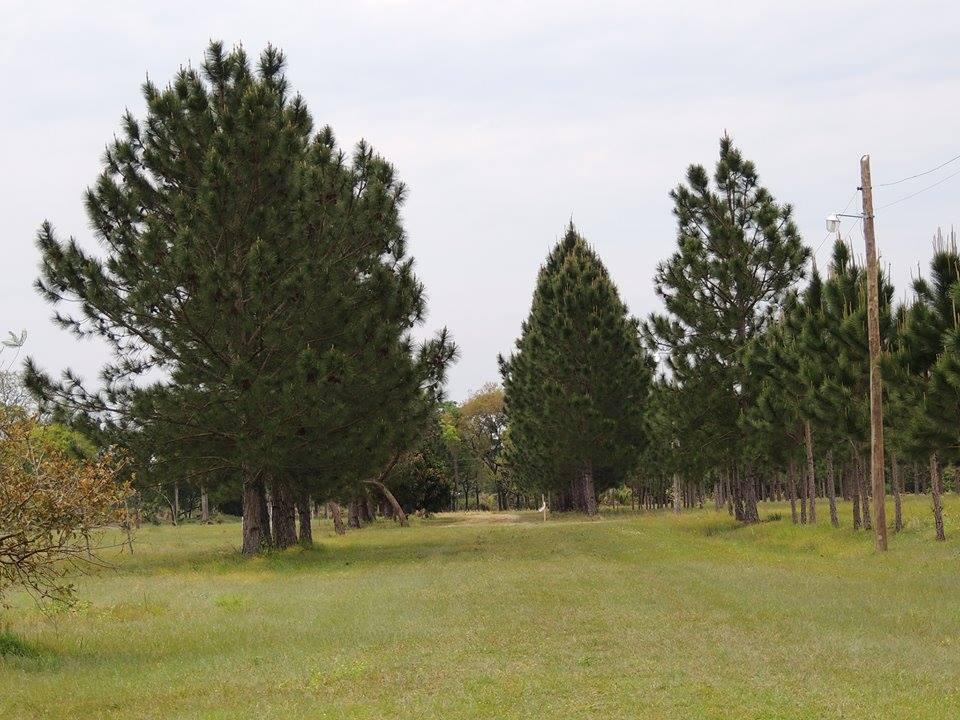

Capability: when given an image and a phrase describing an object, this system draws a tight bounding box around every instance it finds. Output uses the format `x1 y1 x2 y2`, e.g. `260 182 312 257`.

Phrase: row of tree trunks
241 476 318 553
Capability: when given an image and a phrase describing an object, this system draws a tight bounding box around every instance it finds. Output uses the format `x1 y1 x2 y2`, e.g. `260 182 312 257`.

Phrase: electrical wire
876 165 960 210
875 152 960 188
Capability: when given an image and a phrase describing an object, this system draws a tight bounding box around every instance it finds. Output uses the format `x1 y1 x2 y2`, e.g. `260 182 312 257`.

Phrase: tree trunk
858 455 872 531
328 501 346 535
731 466 745 521
172 481 180 526
930 453 945 541
741 465 760 523
581 461 598 516
366 479 409 527
241 476 266 555
201 485 210 523
672 473 681 514
362 493 376 523
787 463 798 525
891 453 903 533
297 493 313 545
826 451 839 528
347 499 361 528
804 421 817 524
798 454 808 525
850 462 862 530
271 482 298 549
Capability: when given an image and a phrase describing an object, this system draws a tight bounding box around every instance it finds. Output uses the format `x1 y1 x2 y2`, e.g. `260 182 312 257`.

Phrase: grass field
3 495 960 719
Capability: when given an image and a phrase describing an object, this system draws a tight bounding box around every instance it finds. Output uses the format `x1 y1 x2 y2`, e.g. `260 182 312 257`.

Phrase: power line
876 165 960 210
875 152 960 188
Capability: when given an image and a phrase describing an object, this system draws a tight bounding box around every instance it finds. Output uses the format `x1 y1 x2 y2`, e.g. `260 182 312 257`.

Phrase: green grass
3 495 960 719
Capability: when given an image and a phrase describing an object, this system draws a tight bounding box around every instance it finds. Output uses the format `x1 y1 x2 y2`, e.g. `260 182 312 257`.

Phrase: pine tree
812 240 895 531
647 135 808 523
26 42 454 553
500 224 651 514
887 231 960 540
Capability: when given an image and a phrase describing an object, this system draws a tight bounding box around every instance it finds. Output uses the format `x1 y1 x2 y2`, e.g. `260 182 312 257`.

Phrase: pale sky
3 1 960 400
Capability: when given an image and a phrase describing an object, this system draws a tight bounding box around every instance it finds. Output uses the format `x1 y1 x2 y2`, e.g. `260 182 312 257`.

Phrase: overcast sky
3 1 960 400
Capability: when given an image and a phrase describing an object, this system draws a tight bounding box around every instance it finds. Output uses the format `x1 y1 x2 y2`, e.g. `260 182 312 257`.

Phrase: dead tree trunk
930 453 946 541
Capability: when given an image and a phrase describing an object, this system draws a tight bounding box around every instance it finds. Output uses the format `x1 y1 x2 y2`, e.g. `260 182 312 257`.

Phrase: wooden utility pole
860 154 888 551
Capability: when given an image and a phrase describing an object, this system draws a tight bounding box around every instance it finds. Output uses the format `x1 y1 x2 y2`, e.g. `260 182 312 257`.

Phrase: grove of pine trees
11 42 960 582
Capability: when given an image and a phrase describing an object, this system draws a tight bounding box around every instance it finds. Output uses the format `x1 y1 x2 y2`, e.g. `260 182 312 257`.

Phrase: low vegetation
3 497 960 719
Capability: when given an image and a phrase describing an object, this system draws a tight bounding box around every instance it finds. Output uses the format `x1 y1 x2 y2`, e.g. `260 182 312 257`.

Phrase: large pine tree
647 135 808 523
500 225 650 514
26 42 454 553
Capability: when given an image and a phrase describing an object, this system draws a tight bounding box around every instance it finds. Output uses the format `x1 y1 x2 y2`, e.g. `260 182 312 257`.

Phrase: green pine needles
26 42 455 553
500 224 651 514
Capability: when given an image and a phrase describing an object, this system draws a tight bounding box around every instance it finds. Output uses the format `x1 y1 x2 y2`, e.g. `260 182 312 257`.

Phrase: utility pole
860 154 888 552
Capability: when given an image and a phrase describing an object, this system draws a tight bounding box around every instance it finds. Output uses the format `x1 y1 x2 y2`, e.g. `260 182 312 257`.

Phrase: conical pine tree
500 224 651 514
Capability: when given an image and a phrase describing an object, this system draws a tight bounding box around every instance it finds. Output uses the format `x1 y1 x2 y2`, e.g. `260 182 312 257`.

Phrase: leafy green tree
26 42 454 554
500 224 651 514
647 135 808 522
458 383 508 509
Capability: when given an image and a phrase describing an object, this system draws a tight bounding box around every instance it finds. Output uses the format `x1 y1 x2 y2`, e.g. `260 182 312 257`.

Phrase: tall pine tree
647 135 808 523
500 224 651 514
26 42 454 553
